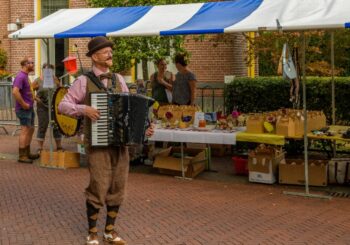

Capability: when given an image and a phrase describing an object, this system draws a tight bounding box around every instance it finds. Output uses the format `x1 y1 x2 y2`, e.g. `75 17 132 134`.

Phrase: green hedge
224 77 350 124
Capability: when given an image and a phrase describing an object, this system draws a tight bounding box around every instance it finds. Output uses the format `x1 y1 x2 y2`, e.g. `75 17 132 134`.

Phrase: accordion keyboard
91 93 109 146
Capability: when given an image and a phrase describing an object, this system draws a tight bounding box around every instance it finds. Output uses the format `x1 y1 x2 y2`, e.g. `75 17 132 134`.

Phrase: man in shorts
12 57 40 163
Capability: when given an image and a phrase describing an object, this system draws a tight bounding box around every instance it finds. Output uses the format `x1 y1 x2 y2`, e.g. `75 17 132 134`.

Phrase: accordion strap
84 71 118 93
84 71 107 92
111 73 117 92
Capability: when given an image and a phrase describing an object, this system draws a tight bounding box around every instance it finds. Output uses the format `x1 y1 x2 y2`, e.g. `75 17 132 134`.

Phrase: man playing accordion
59 36 154 245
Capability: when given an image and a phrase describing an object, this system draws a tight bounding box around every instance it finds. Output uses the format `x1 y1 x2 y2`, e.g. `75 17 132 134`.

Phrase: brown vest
83 73 122 147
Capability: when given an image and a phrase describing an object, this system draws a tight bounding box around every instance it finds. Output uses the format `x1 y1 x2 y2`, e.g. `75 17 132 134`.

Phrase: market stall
9 0 350 196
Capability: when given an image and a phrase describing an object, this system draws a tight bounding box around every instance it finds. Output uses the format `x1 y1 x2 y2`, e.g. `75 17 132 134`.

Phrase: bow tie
98 72 112 80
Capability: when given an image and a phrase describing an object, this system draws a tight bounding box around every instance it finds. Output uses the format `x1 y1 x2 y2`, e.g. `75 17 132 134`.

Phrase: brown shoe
86 233 99 245
26 145 40 160
103 231 126 244
18 148 33 164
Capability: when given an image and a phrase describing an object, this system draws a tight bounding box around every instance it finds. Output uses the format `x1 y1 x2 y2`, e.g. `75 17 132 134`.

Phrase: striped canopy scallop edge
9 0 350 39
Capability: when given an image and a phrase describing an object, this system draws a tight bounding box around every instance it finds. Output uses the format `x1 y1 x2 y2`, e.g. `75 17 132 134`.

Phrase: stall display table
149 125 349 179
149 128 240 179
150 128 238 145
307 125 350 142
307 125 350 158
236 132 286 145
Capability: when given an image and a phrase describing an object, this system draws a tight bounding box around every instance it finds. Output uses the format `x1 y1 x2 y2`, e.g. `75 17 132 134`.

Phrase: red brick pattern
0 159 350 244
185 34 249 82
0 0 35 73
68 38 91 71
0 133 349 244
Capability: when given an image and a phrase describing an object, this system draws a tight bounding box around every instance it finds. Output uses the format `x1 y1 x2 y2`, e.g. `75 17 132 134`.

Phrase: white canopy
9 0 350 39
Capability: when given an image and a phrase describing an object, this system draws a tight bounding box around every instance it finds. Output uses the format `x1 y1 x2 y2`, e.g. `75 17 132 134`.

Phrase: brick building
0 0 254 83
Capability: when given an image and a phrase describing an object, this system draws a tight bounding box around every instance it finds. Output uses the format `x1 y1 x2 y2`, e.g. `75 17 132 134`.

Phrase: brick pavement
0 132 350 245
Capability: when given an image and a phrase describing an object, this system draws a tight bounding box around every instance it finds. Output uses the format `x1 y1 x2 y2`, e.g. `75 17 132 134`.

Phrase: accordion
90 92 155 147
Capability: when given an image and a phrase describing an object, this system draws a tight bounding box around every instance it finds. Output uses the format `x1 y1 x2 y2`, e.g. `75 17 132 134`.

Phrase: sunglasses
27 62 34 64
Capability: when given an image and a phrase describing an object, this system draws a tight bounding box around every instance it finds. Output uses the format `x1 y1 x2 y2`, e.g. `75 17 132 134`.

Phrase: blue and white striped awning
9 0 350 39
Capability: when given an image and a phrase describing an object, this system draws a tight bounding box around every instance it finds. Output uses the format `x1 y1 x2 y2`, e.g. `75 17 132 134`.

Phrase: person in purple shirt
12 57 39 163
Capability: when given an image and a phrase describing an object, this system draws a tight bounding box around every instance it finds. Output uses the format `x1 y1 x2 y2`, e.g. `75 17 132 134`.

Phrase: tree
251 30 350 76
87 0 202 79
0 43 10 79
0 45 8 69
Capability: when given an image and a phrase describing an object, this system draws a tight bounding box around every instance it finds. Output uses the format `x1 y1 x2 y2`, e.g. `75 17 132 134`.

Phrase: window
40 0 69 79
41 0 68 18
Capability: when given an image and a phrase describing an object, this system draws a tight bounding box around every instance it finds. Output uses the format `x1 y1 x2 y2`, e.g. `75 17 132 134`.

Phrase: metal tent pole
175 142 192 180
44 39 54 166
331 32 335 125
330 32 337 157
284 32 330 200
301 31 310 195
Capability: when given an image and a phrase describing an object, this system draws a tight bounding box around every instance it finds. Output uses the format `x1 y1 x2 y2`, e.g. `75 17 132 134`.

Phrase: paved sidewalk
0 132 350 245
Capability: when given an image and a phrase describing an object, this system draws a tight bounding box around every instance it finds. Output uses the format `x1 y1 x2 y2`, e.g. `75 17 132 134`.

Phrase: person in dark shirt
172 53 197 105
150 58 174 105
32 63 62 153
136 79 147 95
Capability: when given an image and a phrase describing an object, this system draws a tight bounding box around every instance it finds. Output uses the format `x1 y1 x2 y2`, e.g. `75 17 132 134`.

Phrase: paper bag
276 116 295 137
246 114 264 134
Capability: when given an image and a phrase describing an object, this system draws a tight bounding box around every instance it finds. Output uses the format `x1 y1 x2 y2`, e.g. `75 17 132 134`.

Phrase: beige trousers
85 146 129 209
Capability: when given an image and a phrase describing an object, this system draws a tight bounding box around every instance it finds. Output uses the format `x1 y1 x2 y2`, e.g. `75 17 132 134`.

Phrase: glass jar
198 119 206 128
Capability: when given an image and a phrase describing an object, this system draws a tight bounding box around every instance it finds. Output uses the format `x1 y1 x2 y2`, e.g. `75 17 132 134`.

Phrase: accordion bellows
91 92 154 147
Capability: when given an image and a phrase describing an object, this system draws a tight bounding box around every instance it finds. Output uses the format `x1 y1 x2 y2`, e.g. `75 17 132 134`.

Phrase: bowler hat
86 36 113 57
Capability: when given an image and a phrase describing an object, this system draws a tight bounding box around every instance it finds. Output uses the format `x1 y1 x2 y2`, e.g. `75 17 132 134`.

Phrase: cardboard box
40 150 80 169
186 143 229 157
210 144 230 157
186 143 207 149
328 158 350 184
248 152 285 184
279 159 327 186
249 171 276 184
153 147 207 178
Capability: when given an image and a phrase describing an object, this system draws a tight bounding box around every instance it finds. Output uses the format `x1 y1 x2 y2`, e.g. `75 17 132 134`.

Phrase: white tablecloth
149 128 238 145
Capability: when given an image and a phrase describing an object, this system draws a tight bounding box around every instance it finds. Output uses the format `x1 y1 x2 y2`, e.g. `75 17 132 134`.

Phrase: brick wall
70 0 89 8
68 38 91 71
8 0 35 73
184 33 249 83
0 0 33 73
0 0 35 73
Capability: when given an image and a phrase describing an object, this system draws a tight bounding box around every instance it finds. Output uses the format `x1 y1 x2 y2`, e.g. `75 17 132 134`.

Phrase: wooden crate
40 150 80 169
